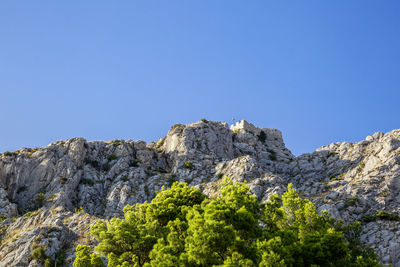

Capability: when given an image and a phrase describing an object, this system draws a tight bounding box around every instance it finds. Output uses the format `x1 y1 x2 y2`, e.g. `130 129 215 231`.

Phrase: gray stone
0 120 400 265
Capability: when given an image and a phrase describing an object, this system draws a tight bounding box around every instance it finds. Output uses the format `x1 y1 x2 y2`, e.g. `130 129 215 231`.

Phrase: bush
55 249 66 266
74 179 382 267
121 175 129 182
183 161 194 169
167 175 176 186
129 159 140 167
47 193 58 202
73 245 104 267
60 176 68 184
81 178 94 186
30 246 65 266
3 151 17 157
358 161 365 170
344 197 358 207
84 158 100 170
74 207 85 214
0 226 6 236
112 140 121 147
23 210 39 218
102 162 110 172
258 130 266 143
35 193 46 208
268 149 277 161
362 210 400 223
382 210 395 219
17 186 27 194
44 258 53 267
107 154 118 161
29 246 46 262
331 172 346 181
361 214 376 223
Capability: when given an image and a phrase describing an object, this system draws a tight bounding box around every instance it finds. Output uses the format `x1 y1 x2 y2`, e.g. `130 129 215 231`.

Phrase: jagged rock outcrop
0 120 399 266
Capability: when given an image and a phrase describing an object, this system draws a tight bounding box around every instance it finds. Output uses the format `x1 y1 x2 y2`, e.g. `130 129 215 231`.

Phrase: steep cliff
0 120 399 266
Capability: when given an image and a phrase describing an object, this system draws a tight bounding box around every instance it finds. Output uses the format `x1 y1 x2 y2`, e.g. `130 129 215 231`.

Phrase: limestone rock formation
0 120 399 266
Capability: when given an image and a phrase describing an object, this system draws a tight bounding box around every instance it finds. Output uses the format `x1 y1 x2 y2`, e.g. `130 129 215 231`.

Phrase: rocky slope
0 120 399 266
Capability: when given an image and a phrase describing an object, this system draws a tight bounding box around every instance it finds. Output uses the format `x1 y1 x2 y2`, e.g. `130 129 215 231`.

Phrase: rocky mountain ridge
0 120 399 266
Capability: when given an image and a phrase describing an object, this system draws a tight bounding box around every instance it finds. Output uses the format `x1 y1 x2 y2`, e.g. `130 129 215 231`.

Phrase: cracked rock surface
0 120 399 266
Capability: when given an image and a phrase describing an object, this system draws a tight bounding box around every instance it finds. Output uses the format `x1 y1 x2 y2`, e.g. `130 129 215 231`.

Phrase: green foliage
258 130 266 143
23 210 39 218
358 161 365 170
75 206 86 214
44 258 53 267
167 175 176 187
183 161 194 169
81 178 95 186
200 118 208 123
0 226 6 237
102 162 111 172
345 197 359 208
121 175 129 182
267 149 277 161
16 185 27 194
85 182 205 266
29 246 47 262
329 151 339 157
108 154 118 161
379 191 389 197
144 184 150 196
47 193 58 202
74 179 382 267
129 159 140 168
375 210 399 221
35 192 46 208
331 172 346 181
362 210 400 223
73 245 105 267
3 151 17 157
112 140 122 147
156 138 165 151
29 244 66 265
84 158 100 169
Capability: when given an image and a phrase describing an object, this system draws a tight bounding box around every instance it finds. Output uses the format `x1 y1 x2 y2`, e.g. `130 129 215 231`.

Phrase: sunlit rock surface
0 120 399 266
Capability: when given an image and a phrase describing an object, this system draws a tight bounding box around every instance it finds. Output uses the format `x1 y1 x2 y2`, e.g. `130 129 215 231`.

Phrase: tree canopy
73 179 382 267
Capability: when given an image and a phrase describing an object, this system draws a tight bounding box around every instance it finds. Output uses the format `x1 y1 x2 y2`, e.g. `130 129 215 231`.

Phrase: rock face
0 120 399 266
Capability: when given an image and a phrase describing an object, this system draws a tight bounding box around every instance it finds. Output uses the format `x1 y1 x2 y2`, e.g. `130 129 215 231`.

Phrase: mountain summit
0 120 399 266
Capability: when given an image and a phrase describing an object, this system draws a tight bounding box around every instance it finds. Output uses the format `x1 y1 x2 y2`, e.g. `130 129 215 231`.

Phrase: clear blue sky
1 1 399 156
